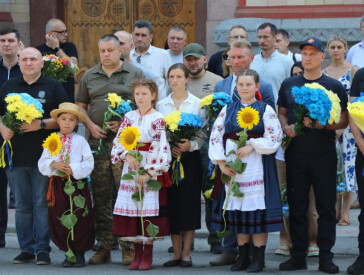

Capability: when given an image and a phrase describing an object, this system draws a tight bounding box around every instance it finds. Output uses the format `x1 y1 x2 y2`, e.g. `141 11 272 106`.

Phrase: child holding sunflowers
209 69 283 272
38 103 95 267
111 78 171 270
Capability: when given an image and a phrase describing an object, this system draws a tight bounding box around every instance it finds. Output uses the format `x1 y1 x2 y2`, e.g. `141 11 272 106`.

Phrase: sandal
338 217 350 226
307 246 319 257
275 245 290 256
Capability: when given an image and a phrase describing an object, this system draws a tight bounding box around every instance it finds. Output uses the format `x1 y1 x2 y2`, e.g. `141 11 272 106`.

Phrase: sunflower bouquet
282 83 342 149
217 106 260 238
200 92 232 128
42 132 90 263
119 126 161 238
97 93 132 153
347 94 364 133
164 111 203 186
0 93 44 171
42 54 78 82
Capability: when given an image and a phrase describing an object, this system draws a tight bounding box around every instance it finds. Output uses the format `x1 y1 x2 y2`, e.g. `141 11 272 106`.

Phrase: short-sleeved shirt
0 75 70 166
187 71 223 99
36 41 79 102
76 61 144 127
251 50 293 103
277 74 348 153
350 67 364 97
346 41 364 68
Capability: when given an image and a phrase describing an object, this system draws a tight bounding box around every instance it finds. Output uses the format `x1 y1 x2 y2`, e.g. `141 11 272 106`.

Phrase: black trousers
356 150 364 256
0 168 7 245
286 149 337 260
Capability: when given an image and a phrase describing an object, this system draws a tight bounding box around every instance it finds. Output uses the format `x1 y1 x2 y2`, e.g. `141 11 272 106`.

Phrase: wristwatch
53 47 60 53
40 119 46 129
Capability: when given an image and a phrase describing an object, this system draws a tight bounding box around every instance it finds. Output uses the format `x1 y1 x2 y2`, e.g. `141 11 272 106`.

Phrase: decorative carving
136 0 160 21
104 0 130 21
158 0 183 17
82 0 106 17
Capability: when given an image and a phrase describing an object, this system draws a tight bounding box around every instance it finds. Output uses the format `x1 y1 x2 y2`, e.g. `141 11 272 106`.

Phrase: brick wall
0 0 30 47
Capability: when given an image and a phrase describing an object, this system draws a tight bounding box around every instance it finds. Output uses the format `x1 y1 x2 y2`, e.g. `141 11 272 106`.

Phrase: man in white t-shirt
275 29 302 63
166 26 187 64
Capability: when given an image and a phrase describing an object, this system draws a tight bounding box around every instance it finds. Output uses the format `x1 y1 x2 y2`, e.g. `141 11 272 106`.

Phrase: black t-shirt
351 67 364 97
0 58 21 88
36 42 78 102
277 74 348 152
0 75 70 166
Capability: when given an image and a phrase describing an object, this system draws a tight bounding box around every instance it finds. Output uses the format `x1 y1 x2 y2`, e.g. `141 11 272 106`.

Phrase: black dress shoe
180 258 192 268
163 259 181 267
348 256 364 274
319 259 339 274
13 252 35 264
279 257 307 271
210 242 223 254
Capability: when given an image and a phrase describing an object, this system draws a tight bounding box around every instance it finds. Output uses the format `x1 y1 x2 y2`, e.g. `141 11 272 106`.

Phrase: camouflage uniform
89 134 123 250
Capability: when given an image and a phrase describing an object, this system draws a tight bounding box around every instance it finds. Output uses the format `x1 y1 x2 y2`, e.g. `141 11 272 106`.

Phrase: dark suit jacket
214 75 275 111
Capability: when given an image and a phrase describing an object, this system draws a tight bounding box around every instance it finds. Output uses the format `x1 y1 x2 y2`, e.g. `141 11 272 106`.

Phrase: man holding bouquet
0 47 69 265
277 37 348 273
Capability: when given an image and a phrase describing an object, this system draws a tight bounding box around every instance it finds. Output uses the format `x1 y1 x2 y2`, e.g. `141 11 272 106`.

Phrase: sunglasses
51 30 68 35
222 54 229 60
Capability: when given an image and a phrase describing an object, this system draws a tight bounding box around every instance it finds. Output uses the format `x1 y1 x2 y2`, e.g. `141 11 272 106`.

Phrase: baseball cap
183 43 206 58
299 37 325 53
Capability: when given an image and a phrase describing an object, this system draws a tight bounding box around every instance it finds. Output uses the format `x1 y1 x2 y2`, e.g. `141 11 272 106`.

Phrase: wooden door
64 0 195 68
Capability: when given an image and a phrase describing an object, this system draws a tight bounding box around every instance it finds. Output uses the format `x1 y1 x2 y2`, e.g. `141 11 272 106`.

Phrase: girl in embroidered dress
209 69 283 272
111 78 171 271
38 103 95 268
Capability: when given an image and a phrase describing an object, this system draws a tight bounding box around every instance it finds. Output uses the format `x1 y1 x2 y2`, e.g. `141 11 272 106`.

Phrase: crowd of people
0 15 364 274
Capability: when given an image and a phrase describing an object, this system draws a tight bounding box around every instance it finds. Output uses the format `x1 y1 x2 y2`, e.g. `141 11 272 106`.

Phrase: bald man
0 47 69 265
114 30 155 81
36 18 78 101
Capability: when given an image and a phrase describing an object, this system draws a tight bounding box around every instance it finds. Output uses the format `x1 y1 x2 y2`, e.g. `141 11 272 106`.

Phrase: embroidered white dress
111 110 171 217
38 132 94 179
209 104 282 212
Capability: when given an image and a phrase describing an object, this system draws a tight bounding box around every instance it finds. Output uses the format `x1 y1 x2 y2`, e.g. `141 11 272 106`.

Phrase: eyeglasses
229 35 246 40
136 56 141 63
222 54 229 60
51 30 68 35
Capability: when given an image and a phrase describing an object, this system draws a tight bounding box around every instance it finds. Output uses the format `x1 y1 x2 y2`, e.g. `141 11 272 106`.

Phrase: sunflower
119 126 141 151
43 132 62 157
236 106 260 130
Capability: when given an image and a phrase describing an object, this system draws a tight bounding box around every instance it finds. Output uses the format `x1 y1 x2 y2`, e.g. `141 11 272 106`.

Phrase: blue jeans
6 167 51 255
223 232 238 253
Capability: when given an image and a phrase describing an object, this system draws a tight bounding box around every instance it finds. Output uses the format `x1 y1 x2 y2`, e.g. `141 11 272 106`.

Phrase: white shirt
131 45 172 100
157 91 205 151
38 133 94 180
287 51 302 62
230 74 237 98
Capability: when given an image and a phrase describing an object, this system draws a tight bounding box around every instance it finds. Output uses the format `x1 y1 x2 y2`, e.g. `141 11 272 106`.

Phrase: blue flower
179 113 202 128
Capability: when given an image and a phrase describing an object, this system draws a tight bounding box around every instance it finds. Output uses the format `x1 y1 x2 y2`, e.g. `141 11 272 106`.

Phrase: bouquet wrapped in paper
1 93 44 170
42 54 78 82
97 93 132 153
282 82 342 149
164 111 203 185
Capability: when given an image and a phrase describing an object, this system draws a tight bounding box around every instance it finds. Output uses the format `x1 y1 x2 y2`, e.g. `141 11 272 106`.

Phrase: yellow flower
5 94 21 104
236 106 260 130
348 101 364 133
108 93 122 108
7 103 18 113
164 111 181 132
119 126 141 151
200 94 213 107
324 90 341 124
42 133 62 157
305 82 325 90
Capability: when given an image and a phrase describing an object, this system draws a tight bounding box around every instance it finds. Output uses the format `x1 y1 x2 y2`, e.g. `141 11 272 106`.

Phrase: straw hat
50 102 86 122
